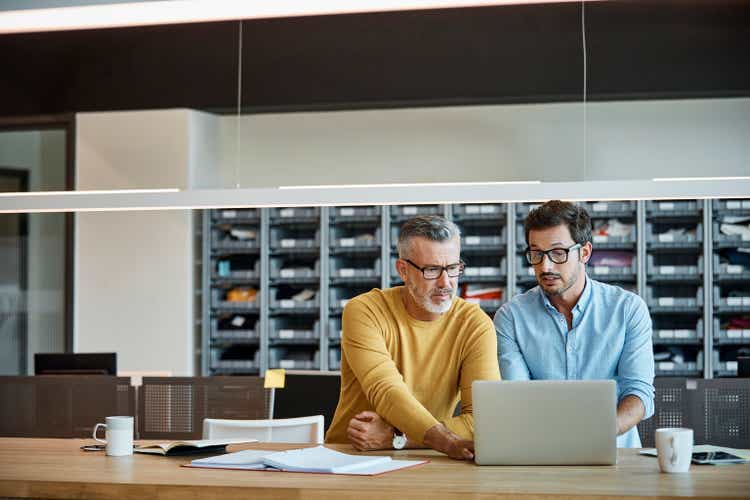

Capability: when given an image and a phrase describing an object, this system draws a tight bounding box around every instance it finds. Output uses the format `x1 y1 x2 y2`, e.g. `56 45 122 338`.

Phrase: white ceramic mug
93 416 134 456
655 427 693 473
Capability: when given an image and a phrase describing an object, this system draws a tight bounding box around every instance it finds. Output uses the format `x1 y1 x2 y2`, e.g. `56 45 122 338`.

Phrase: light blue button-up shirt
494 276 655 448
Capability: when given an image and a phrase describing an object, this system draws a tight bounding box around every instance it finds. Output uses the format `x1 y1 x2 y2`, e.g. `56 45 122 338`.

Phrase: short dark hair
397 215 461 259
524 200 592 246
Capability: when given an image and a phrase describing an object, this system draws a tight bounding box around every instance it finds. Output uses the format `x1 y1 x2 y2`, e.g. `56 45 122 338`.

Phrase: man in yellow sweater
325 215 500 460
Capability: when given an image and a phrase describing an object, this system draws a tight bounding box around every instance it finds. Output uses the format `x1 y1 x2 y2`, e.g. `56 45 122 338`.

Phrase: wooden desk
0 439 748 499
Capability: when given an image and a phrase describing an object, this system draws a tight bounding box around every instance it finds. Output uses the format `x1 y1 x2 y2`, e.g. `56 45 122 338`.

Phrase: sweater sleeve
441 311 501 439
341 297 440 444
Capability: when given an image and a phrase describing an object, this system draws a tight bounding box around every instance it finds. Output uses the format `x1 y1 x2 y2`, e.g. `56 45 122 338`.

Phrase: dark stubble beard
540 260 580 297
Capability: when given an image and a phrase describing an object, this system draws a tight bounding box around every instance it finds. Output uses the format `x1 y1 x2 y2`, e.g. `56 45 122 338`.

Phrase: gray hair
397 215 461 259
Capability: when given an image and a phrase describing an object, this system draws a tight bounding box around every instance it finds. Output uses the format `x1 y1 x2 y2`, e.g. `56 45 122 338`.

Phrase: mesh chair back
697 378 750 448
138 376 268 440
637 378 693 448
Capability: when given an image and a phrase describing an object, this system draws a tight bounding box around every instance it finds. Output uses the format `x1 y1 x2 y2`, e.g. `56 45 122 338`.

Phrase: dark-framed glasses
404 259 465 280
525 243 582 265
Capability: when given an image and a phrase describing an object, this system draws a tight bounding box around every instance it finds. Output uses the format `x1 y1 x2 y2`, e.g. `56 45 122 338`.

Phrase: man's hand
423 423 474 460
617 395 646 435
347 411 394 451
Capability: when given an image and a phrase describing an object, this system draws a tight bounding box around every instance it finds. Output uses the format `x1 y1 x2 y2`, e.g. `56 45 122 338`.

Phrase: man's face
527 224 591 297
400 236 461 315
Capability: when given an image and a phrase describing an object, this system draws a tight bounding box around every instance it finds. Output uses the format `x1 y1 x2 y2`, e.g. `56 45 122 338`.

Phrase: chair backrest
139 376 268 440
0 375 134 438
203 415 325 444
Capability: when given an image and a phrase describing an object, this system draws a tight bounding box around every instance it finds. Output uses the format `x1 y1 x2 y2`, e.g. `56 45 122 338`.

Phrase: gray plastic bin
211 288 260 311
646 200 701 216
270 228 320 251
211 319 260 341
452 203 506 218
330 257 381 281
270 258 320 280
331 227 381 249
713 254 750 280
647 255 703 279
712 286 750 312
645 286 703 312
712 318 750 345
269 288 319 311
269 347 320 370
653 319 703 344
269 318 320 341
270 207 320 220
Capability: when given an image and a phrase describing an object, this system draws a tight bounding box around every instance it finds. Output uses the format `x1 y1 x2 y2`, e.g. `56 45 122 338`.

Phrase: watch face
393 434 407 450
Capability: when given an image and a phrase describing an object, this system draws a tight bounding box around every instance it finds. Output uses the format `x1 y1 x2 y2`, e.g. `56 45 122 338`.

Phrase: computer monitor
34 352 117 375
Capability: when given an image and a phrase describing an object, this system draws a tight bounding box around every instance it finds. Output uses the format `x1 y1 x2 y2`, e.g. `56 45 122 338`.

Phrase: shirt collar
540 274 592 313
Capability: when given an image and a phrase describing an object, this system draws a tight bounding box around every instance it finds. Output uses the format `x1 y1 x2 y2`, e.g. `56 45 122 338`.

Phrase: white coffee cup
655 427 693 473
93 416 134 456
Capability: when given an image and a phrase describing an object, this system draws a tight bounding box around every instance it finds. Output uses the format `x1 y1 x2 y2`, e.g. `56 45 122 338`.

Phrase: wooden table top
1 438 748 500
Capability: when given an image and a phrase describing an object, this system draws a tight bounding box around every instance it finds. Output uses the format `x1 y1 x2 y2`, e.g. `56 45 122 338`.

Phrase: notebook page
263 446 392 473
190 448 276 469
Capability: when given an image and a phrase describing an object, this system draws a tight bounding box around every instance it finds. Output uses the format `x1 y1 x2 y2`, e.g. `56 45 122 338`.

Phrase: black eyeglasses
404 259 465 280
525 243 582 265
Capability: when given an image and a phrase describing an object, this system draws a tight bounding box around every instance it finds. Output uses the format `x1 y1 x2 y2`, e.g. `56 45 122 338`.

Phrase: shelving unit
711 198 750 378
645 200 706 378
201 198 747 379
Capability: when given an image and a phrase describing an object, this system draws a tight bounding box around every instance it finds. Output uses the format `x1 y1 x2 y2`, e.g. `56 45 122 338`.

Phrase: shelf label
340 208 355 216
280 299 296 308
279 329 295 339
480 205 496 214
727 265 743 274
658 297 675 307
674 329 691 339
660 266 676 275
727 297 742 306
593 235 608 243
279 208 294 218
744 298 750 306
479 267 497 276
658 362 675 371
592 202 608 212
339 268 356 278
658 330 674 338
727 361 738 371
744 330 750 338
280 269 295 278
594 266 610 275
659 202 675 211
465 268 479 276
340 238 355 247
727 330 742 339
280 360 295 369
402 206 418 215
658 233 675 242
466 205 480 214
466 236 481 245
221 210 237 218
280 239 296 248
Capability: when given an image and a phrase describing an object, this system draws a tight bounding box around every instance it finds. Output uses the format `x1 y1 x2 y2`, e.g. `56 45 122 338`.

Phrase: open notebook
134 438 257 456
184 445 428 475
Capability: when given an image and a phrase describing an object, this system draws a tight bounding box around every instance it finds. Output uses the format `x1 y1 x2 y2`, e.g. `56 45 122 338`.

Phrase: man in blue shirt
494 200 654 447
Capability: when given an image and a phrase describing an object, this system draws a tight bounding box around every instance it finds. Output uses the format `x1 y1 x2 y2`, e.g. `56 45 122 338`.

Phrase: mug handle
93 423 107 444
669 436 677 465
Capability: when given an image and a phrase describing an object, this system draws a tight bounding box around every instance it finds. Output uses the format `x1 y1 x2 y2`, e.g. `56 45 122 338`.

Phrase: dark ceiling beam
0 0 747 116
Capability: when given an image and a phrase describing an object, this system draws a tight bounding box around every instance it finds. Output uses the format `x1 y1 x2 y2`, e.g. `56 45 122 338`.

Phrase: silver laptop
473 380 617 465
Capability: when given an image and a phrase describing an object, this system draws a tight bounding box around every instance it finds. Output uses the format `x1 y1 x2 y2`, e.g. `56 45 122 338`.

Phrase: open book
134 438 257 456
185 445 428 475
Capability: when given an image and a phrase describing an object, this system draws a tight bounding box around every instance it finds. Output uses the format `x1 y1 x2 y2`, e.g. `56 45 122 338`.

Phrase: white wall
0 130 66 374
211 97 750 188
75 109 214 376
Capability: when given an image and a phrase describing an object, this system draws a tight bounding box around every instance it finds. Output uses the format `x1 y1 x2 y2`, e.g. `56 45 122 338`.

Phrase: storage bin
331 206 380 219
211 318 260 342
646 200 701 216
452 203 506 218
213 258 260 280
330 257 381 282
269 288 319 311
645 286 703 312
269 347 320 370
269 228 320 251
211 226 260 250
713 254 750 280
212 208 260 222
712 198 750 214
269 258 320 280
579 200 636 216
652 319 703 344
463 257 506 280
211 288 260 311
654 350 703 377
647 255 703 280
712 286 750 312
331 227 381 250
329 347 342 371
269 207 320 221
328 317 343 340
390 204 442 220
646 222 702 246
712 318 750 345
268 318 320 341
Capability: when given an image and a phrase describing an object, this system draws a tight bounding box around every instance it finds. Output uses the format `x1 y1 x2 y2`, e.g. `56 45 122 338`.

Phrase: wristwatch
392 429 407 450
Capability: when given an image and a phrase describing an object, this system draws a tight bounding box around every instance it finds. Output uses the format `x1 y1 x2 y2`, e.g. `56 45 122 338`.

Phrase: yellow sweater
325 286 500 445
